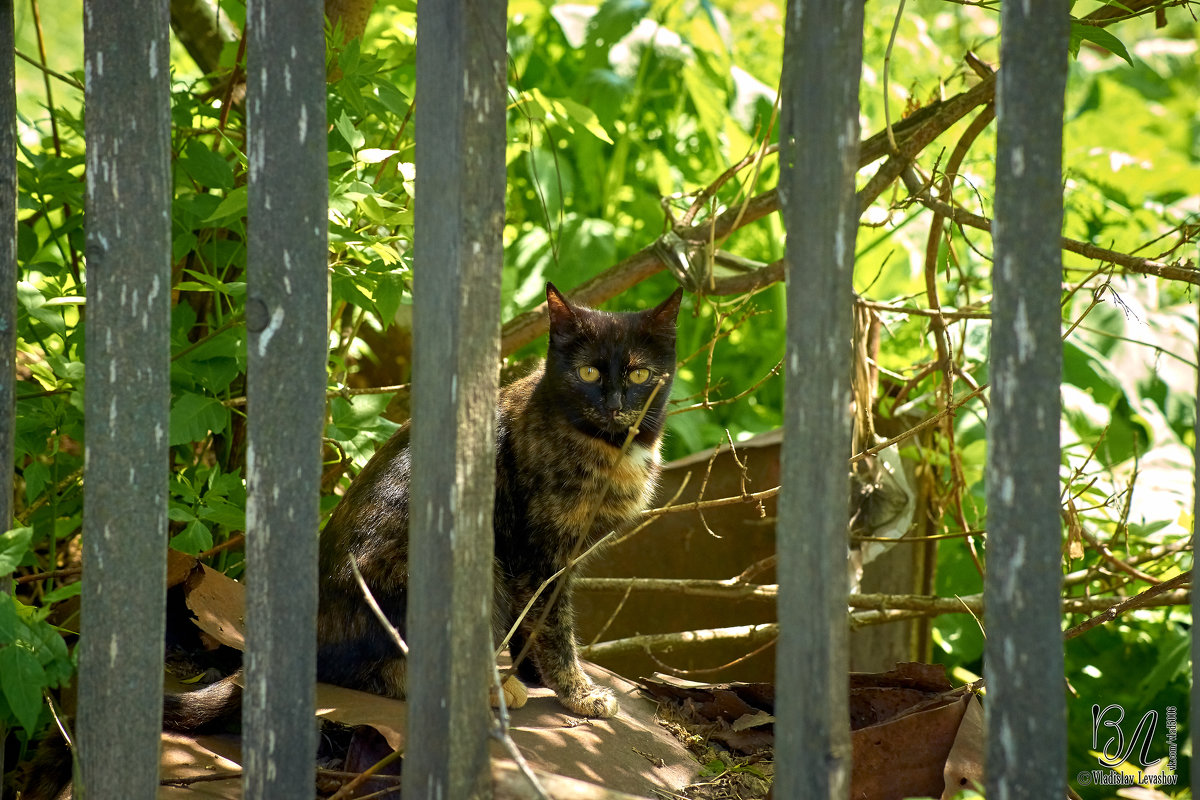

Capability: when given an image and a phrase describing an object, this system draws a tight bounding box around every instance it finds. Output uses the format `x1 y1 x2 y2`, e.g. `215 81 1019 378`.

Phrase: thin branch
581 623 778 660
909 194 1199 286
855 298 990 320
225 382 410 408
13 48 84 90
1063 572 1192 641
577 576 776 601
326 749 404 800
642 484 779 518
350 554 408 656
580 585 1192 658
1063 539 1190 587
15 567 82 585
161 772 243 788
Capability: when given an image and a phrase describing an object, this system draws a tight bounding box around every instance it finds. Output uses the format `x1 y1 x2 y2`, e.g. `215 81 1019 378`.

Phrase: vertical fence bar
1192 250 1199 791
243 0 328 796
79 3 172 797
775 1 864 797
0 0 16 782
404 1 507 798
985 3 1070 797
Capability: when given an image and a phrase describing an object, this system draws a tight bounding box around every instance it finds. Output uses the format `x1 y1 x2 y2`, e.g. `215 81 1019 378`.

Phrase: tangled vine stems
499 0 1199 356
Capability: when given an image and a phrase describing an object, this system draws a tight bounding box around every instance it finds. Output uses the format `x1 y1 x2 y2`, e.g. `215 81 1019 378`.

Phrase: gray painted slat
1 0 14 532
243 0 328 796
774 1 864 797
0 1 15 781
404 1 507 798
79 3 172 797
985 3 1070 797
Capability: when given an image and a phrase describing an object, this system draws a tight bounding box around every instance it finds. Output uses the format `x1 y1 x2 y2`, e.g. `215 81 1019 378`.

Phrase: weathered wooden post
0 0 16 781
774 0 864 797
1194 325 1199 800
404 1 508 798
985 3 1071 797
1194 312 1199 792
78 3 172 796
243 0 329 795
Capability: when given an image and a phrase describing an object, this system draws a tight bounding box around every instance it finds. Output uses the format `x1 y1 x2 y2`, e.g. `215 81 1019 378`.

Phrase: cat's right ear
649 288 684 330
546 282 577 333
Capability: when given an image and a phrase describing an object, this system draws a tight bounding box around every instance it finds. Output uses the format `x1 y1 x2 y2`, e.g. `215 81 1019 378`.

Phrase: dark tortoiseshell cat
315 281 681 717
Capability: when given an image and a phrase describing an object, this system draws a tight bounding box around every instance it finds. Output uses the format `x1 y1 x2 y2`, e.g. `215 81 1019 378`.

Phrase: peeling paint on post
0 3 15 780
404 2 507 798
79 2 172 797
986 2 1070 797
775 0 864 797
244 0 328 796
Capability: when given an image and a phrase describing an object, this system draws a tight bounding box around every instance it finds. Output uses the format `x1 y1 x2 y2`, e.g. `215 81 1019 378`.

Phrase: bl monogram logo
1076 703 1178 789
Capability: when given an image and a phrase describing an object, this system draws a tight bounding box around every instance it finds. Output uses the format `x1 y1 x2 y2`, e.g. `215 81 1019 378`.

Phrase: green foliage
1 529 74 737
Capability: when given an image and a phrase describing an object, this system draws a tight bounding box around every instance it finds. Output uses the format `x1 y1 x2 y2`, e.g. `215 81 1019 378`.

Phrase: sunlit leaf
1069 21 1135 67
0 527 32 576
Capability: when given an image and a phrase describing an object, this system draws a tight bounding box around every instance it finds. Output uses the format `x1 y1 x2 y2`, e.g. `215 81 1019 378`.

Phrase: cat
20 283 682 798
315 281 682 717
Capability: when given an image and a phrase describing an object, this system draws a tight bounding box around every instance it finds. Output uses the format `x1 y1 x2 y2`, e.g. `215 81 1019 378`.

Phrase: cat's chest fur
495 366 663 565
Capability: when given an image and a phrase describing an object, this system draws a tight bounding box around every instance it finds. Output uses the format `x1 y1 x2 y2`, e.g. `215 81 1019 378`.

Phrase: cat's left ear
648 288 684 330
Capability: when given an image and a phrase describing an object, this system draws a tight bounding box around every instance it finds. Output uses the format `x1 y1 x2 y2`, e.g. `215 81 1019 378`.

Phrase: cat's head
543 282 682 446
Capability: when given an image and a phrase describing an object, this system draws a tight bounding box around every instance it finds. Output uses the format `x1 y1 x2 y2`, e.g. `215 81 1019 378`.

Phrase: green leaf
1134 632 1189 699
200 185 248 224
170 393 232 446
1069 21 1134 67
168 504 198 523
180 139 235 190
24 620 72 684
170 519 213 555
16 282 67 336
588 0 649 49
0 644 47 733
357 148 400 164
0 527 33 576
334 110 365 151
22 461 49 507
40 581 81 605
372 271 407 326
0 596 20 644
555 96 614 144
198 498 245 530
327 393 402 463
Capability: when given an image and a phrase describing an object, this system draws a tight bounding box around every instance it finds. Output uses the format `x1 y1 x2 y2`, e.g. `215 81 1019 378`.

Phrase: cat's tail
163 669 244 731
18 672 244 800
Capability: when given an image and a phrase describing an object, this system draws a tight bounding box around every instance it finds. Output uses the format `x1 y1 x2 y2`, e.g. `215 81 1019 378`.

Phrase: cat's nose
605 391 623 412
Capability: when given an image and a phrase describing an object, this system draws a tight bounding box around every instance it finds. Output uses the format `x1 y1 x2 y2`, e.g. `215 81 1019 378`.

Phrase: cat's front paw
490 675 529 710
558 684 618 718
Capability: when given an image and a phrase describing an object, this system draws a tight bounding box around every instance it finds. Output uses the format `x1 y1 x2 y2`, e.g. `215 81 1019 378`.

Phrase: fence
2 0 1193 798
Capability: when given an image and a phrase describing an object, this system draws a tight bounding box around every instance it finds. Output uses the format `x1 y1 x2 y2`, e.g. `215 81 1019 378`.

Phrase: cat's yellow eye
629 368 651 385
578 365 601 382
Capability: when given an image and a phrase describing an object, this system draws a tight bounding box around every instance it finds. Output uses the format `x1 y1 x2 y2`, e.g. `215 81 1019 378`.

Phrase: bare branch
580 584 1191 658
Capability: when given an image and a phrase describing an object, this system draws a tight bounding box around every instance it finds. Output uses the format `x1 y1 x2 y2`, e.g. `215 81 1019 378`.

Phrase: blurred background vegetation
3 0 1198 796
